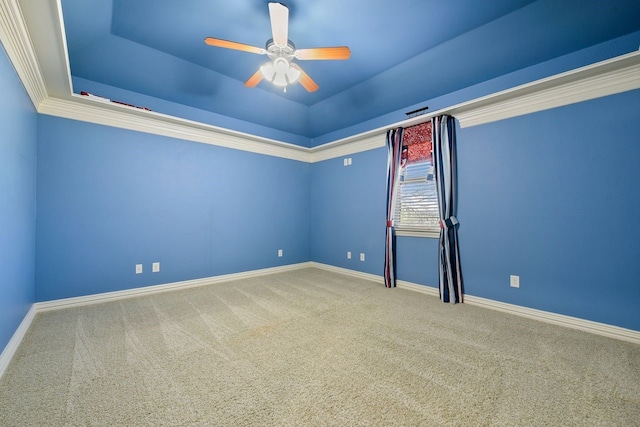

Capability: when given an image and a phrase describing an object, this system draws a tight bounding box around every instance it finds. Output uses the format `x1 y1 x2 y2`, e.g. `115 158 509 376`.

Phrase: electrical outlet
360 253 365 262
510 275 520 288
347 251 351 259
152 262 160 272
278 249 283 257
135 264 143 274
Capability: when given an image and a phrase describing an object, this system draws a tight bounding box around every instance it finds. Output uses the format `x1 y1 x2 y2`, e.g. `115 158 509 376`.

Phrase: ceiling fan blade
296 47 351 60
204 37 265 55
291 64 319 92
244 69 264 88
268 2 289 47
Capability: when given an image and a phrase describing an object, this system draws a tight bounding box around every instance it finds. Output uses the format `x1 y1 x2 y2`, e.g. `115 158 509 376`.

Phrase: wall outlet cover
510 275 520 288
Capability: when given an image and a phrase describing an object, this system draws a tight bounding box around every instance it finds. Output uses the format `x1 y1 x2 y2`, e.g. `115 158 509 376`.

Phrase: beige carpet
1 268 639 426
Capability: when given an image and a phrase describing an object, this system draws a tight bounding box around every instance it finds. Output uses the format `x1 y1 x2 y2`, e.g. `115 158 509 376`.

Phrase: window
395 159 440 234
394 122 440 237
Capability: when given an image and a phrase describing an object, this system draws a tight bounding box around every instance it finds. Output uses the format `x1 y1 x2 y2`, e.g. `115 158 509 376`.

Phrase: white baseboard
36 262 314 312
312 263 640 346
1 263 312 379
3 263 638 380
396 280 440 297
0 304 36 380
307 262 383 284
462 294 640 345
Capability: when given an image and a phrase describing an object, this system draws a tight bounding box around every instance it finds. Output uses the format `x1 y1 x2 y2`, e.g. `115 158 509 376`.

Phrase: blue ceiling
61 0 640 146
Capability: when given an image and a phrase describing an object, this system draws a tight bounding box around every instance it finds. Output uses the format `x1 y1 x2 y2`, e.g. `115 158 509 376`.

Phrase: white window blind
394 160 440 234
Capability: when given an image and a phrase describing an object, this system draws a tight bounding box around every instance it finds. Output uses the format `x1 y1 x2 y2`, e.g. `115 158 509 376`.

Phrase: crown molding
308 50 640 161
3 0 640 164
0 0 47 107
39 96 312 162
453 49 640 128
309 132 386 162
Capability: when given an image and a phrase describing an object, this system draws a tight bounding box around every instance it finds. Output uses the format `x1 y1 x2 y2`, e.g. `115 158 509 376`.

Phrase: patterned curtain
384 128 404 288
432 115 463 303
402 121 432 165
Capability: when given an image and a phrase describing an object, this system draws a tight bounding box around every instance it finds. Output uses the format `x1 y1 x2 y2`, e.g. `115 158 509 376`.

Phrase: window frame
393 127 440 239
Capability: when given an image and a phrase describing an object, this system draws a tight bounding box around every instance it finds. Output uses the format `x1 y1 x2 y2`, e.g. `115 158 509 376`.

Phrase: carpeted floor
1 268 639 426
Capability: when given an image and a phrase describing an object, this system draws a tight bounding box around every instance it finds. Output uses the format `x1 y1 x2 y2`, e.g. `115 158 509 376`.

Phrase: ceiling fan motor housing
265 38 296 60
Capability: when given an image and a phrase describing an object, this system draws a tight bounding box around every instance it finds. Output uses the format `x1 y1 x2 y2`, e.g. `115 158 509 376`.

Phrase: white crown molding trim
309 113 442 163
309 133 386 163
309 50 640 161
5 0 640 163
453 50 640 128
36 262 314 312
0 304 36 380
0 0 47 108
39 96 312 162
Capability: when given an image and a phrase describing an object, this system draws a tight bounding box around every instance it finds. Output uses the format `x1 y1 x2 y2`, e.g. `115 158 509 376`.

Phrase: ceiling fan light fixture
286 64 301 84
260 57 300 88
260 62 276 81
272 57 289 86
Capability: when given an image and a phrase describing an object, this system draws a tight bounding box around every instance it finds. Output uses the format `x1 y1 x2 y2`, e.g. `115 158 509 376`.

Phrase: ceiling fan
204 2 350 92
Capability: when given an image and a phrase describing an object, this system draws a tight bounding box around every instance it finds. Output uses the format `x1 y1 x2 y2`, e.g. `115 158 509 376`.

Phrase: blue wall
309 148 440 286
35 116 310 301
310 149 387 274
458 89 640 331
3 29 640 361
309 90 640 331
0 47 37 351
